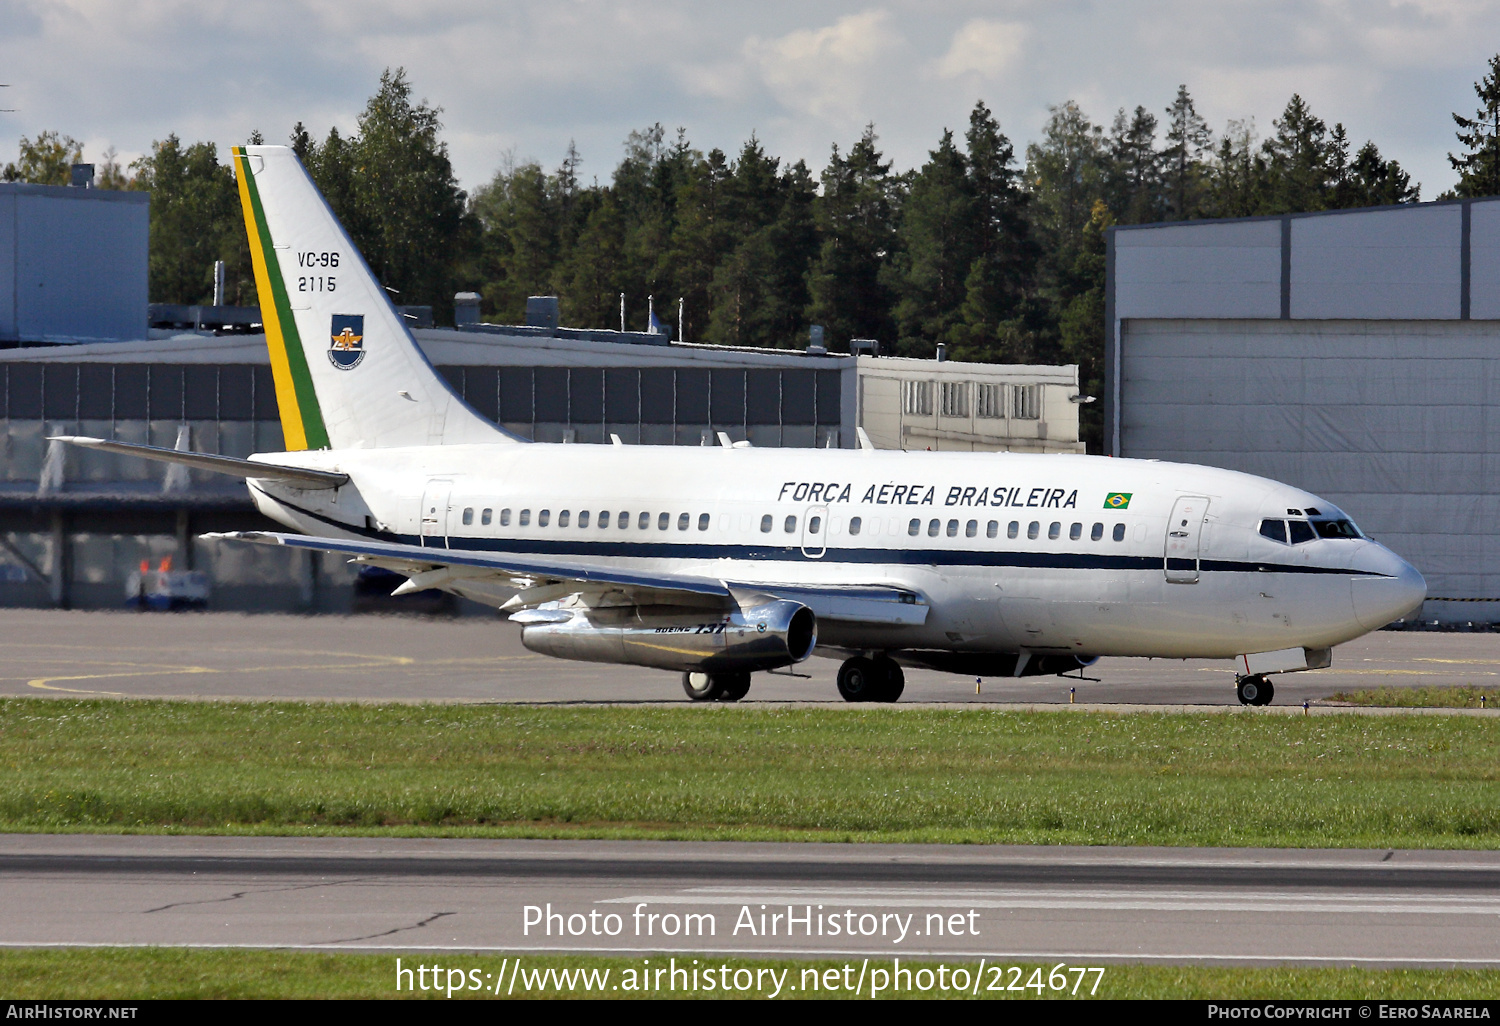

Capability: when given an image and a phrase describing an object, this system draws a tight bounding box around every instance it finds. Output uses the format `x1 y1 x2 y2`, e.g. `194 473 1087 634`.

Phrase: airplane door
1164 495 1209 584
419 479 453 548
801 505 828 558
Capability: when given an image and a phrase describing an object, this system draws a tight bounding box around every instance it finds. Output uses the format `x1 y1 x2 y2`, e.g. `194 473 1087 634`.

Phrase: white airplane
54 145 1426 706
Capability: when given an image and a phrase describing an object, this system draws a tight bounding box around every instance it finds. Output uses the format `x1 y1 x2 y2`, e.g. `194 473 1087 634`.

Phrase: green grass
0 949 1493 1000
1 699 1498 847
1327 685 1495 709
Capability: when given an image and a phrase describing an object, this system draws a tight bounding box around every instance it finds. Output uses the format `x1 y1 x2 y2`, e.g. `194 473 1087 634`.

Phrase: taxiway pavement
1 835 1497 967
0 609 1496 706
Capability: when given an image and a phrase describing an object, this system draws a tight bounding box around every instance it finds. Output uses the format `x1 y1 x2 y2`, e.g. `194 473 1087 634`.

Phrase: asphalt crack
144 879 366 914
324 911 456 945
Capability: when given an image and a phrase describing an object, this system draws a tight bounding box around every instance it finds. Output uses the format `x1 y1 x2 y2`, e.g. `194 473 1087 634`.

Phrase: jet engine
513 598 817 674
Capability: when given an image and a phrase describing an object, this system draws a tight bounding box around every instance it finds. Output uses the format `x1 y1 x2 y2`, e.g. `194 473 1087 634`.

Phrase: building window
849 516 862 536
761 514 773 533
1013 384 1041 420
939 381 968 418
902 380 932 416
975 383 1003 419
481 508 493 526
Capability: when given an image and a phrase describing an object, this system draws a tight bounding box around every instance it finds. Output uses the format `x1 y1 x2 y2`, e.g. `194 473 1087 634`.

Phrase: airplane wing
207 531 928 625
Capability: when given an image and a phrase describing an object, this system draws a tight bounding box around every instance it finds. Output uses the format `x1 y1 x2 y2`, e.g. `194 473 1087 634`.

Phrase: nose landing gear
1236 674 1275 706
682 671 752 702
836 656 905 703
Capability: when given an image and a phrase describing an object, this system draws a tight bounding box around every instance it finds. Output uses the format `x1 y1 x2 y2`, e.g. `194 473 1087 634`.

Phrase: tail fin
231 145 517 450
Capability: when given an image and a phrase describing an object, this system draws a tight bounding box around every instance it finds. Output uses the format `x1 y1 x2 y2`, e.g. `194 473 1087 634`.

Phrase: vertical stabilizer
232 145 516 450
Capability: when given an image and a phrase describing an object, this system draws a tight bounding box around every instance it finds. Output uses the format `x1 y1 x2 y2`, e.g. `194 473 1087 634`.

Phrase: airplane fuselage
247 443 1425 663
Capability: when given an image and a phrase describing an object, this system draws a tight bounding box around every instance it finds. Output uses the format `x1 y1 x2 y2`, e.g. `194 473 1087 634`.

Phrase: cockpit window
1287 519 1316 544
1259 519 1287 544
1313 518 1362 539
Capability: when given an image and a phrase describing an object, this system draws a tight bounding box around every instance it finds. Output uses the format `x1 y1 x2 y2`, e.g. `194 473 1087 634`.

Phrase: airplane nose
1349 545 1427 630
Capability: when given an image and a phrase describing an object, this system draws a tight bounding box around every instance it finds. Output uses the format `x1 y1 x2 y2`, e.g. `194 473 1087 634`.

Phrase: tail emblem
329 314 365 370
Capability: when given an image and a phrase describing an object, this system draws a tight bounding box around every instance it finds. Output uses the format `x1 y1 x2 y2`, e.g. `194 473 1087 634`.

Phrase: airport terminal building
1107 196 1500 623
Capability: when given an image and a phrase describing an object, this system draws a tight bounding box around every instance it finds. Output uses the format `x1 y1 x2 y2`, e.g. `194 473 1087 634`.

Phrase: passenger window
808 515 822 535
538 509 551 527
519 509 530 527
638 512 650 529
698 513 710 531
986 521 998 539
1069 523 1082 541
946 519 959 537
1090 522 1103 541
1008 521 1019 539
784 515 797 533
1288 520 1316 544
1048 522 1061 540
558 510 571 528
966 520 978 538
599 511 611 528
678 513 690 531
928 519 940 537
462 507 474 526
578 511 589 528
1027 521 1039 540
619 511 629 530
1259 519 1287 544
849 516 862 536
908 519 921 536
1112 523 1125 542
760 514 773 533
500 508 512 527
658 512 670 531
481 508 493 526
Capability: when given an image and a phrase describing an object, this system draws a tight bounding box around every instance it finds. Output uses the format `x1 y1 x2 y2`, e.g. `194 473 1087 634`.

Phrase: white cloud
744 10 902 125
935 19 1026 80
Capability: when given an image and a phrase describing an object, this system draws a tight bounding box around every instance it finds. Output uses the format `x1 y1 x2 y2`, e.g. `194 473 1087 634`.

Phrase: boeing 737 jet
53 146 1427 705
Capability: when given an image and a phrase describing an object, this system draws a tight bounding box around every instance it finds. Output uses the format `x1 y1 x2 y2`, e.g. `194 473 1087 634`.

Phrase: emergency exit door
1164 495 1209 583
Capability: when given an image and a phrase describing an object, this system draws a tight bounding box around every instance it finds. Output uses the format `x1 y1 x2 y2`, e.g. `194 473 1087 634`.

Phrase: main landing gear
1236 674 1275 706
682 671 752 702
836 656 905 703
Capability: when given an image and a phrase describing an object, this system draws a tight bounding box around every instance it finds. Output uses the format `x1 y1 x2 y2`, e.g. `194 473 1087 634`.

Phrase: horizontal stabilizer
47 436 349 488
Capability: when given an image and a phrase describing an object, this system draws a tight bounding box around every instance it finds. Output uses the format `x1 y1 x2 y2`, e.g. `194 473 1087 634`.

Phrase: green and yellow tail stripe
232 147 330 451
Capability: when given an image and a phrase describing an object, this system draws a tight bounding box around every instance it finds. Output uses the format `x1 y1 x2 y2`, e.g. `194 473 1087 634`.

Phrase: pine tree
1106 105 1161 224
1161 86 1212 220
891 129 974 355
1261 94 1330 213
1450 54 1500 197
957 101 1035 360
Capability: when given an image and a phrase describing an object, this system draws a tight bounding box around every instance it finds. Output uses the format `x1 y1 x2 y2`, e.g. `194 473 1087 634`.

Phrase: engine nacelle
516 599 817 674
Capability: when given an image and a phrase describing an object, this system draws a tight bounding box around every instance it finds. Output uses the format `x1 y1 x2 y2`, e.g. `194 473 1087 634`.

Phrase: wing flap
735 584 930 625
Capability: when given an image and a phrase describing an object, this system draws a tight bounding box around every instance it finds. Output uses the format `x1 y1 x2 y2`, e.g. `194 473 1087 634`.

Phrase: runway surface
2 835 1498 966
0 609 1497 706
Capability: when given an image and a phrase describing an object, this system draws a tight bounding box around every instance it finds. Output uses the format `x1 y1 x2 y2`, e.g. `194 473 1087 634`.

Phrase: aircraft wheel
1257 679 1275 706
871 657 905 703
683 671 725 701
716 673 752 702
1236 675 1270 706
836 657 881 702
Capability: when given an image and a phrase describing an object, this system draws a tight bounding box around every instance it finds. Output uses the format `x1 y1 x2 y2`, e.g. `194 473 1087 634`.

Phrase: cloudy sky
0 1 1495 197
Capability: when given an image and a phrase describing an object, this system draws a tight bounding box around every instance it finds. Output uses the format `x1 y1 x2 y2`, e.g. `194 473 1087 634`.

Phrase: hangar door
1118 318 1500 615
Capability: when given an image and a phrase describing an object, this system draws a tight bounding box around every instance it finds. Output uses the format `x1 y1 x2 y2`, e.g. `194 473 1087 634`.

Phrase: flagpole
648 294 654 333
619 293 624 333
678 298 683 342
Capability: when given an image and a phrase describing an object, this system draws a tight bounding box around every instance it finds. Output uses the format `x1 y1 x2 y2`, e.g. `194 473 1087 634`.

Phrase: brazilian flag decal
1104 492 1132 509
